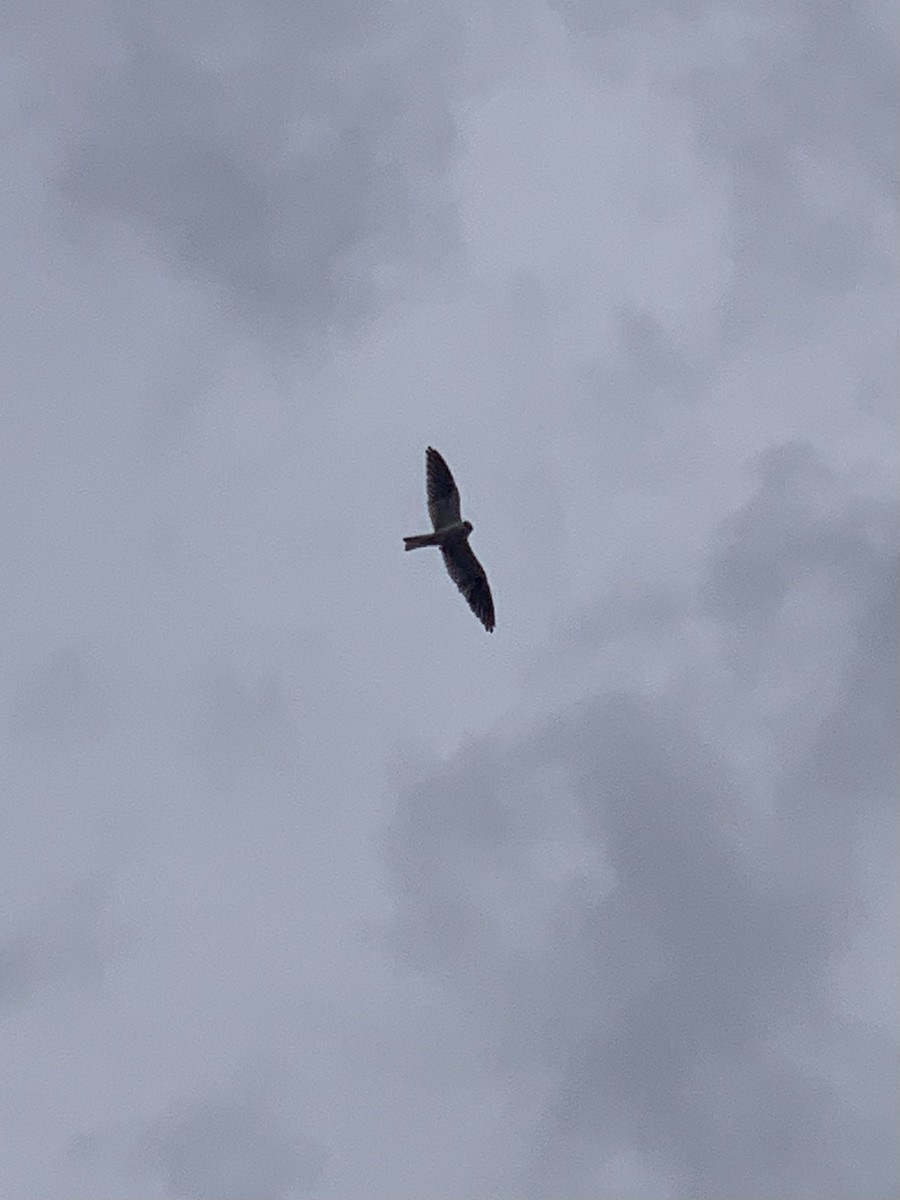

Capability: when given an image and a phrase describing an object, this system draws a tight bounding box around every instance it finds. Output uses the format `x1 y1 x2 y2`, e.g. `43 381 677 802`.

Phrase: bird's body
404 447 495 632
403 520 469 551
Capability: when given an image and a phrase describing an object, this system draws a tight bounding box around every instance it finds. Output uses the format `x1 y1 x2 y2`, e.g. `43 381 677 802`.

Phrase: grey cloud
701 442 896 679
135 1093 325 1200
382 444 899 1199
2 0 895 1194
0 881 132 1014
383 741 516 976
776 549 898 835
69 1063 326 1200
187 664 297 771
579 308 702 420
548 0 706 37
9 645 110 742
528 697 895 1199
54 2 463 342
551 0 896 191
683 1 897 341
551 0 896 346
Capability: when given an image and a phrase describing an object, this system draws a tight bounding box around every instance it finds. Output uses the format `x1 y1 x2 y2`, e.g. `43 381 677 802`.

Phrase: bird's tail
404 532 440 550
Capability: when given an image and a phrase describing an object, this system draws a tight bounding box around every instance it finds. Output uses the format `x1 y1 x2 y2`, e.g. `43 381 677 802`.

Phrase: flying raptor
404 447 495 632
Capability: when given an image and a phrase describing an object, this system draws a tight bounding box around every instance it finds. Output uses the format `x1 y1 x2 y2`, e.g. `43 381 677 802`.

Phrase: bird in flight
404 447 495 632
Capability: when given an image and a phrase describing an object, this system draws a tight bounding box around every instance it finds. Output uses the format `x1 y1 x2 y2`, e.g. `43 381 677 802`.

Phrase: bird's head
463 520 474 535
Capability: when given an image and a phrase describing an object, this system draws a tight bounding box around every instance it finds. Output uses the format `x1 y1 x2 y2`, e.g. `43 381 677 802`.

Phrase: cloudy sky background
1 0 897 1197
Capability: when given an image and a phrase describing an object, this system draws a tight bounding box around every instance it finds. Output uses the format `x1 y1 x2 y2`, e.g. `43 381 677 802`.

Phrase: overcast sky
1 1 897 1197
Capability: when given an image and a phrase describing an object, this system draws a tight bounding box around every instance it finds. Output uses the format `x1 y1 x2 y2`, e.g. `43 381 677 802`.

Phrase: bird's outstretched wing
441 541 495 632
426 446 461 530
